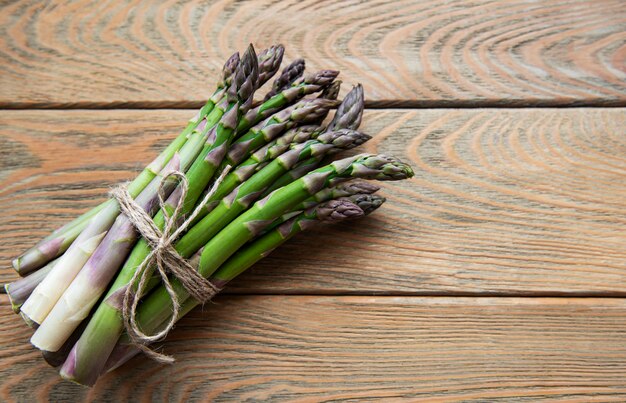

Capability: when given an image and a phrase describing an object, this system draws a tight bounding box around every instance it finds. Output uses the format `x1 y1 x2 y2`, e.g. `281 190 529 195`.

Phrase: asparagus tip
291 98 339 123
305 70 340 86
232 44 259 113
328 83 365 131
314 199 364 222
221 52 241 86
354 154 414 181
318 129 371 151
343 193 386 215
263 58 306 101
257 44 285 87
320 80 342 100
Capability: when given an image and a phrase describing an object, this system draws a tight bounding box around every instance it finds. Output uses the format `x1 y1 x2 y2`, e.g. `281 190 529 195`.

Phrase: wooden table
1 0 625 401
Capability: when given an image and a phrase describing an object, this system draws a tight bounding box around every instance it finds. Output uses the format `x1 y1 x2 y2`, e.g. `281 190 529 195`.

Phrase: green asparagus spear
267 180 381 230
260 83 366 196
11 53 241 276
119 154 412 357
226 98 337 169
237 70 339 134
54 46 260 383
175 130 371 256
100 197 378 375
191 125 321 222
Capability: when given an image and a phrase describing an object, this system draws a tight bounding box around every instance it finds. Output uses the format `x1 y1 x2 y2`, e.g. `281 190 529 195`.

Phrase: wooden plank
1 108 625 294
1 0 625 108
1 295 626 401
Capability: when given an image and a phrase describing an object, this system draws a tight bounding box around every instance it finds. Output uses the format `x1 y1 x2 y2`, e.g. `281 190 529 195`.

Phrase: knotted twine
109 166 231 363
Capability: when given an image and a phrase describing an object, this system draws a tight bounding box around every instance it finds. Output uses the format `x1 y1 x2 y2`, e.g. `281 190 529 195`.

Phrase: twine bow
110 166 230 363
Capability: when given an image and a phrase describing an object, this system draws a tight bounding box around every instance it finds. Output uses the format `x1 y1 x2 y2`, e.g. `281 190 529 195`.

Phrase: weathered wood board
2 108 624 295
2 295 626 401
1 0 625 108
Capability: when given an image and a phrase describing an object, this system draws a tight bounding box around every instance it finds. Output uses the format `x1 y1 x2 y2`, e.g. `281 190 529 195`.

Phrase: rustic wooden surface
1 0 625 108
2 295 626 401
1 0 626 401
2 109 625 295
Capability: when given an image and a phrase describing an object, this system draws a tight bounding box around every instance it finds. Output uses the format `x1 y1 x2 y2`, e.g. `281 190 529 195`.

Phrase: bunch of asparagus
5 44 413 386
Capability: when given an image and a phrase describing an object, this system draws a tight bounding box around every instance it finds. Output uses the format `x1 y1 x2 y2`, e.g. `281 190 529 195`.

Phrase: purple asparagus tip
304 70 340 87
328 84 364 131
317 129 371 150
264 58 306 101
231 44 259 114
342 194 386 215
257 44 285 87
219 52 240 88
319 80 342 100
314 199 364 222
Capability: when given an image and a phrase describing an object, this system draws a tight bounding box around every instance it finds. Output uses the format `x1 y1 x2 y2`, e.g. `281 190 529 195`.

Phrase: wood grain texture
1 295 626 401
1 108 625 294
1 0 625 108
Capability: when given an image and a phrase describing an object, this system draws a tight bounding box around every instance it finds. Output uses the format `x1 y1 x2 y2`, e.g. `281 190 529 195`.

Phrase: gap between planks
1 99 626 110
5 287 626 298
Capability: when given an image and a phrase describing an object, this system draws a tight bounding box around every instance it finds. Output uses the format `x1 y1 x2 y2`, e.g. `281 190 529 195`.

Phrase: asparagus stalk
237 70 339 134
268 180 381 230
226 98 337 170
20 141 197 327
50 47 259 379
5 258 58 313
96 198 376 379
296 180 380 209
260 83 366 196
184 52 241 139
263 58 305 101
175 129 371 257
192 125 321 222
117 155 412 348
57 129 365 384
11 53 241 276
20 101 218 326
11 206 106 276
29 47 260 352
260 157 320 197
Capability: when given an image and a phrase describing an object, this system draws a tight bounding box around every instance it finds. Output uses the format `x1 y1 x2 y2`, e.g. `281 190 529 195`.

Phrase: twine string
110 166 231 363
